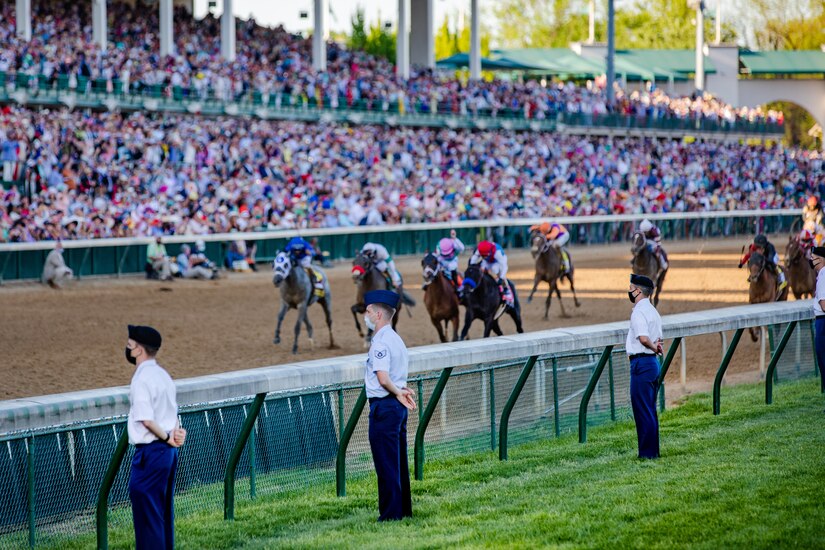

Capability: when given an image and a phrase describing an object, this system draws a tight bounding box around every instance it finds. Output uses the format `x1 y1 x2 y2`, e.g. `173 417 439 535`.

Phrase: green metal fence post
224 392 266 520
27 436 35 549
498 355 539 460
414 367 454 481
336 387 367 497
116 245 131 278
417 379 424 421
96 427 129 550
657 338 683 412
489 368 497 451
551 357 560 437
249 424 257 500
337 389 345 438
75 247 92 280
713 328 744 415
608 355 616 421
766 321 797 405
577 347 615 444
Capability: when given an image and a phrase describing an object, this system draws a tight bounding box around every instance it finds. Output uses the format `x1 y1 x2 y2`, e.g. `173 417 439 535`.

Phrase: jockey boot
499 280 514 307
776 265 788 292
657 248 669 270
561 248 571 274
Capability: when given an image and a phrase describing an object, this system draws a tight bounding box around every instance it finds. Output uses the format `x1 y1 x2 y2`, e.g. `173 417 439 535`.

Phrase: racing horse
421 252 460 342
631 231 667 307
459 263 524 340
747 251 789 341
784 236 815 300
526 230 581 320
272 252 335 354
351 250 415 345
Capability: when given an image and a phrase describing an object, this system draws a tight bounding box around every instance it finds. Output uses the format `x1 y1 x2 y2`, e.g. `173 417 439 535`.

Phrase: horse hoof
527 297 533 304
308 338 316 349
273 337 280 345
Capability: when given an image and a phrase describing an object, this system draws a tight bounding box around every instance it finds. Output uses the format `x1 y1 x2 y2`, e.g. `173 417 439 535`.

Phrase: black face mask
125 346 137 365
628 291 638 304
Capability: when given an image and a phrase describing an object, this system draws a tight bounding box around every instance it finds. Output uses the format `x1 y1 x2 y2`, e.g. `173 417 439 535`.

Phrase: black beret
812 247 825 258
364 290 400 309
128 325 162 349
630 274 655 289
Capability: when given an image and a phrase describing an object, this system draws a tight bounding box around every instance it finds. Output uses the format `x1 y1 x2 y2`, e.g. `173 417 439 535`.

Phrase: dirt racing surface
0 237 794 401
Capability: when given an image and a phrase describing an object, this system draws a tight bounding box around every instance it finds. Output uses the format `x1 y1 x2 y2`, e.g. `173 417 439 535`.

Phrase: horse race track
0 237 790 400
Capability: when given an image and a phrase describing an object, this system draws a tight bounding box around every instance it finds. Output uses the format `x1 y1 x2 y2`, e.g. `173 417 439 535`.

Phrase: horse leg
273 301 289 345
322 298 337 349
351 303 364 338
491 318 504 336
431 316 447 343
482 317 493 338
555 284 567 317
527 275 539 304
567 273 581 307
459 309 474 341
450 314 460 342
302 303 315 350
508 304 524 334
292 304 306 354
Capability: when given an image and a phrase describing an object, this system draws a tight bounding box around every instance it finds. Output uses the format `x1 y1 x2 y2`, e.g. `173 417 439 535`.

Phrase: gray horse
272 252 336 354
630 231 667 306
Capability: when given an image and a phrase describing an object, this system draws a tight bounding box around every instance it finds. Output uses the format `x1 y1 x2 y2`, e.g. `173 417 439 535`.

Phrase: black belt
628 353 656 360
135 440 166 449
368 395 394 404
816 315 825 319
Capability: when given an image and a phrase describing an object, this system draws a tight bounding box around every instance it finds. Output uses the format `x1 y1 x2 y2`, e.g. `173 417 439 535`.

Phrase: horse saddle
308 267 325 298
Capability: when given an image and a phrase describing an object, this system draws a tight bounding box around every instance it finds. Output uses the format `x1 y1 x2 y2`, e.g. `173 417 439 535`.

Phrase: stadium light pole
92 0 107 51
159 0 174 57
397 0 411 79
221 0 236 62
469 0 481 80
588 0 595 44
688 0 705 93
312 0 328 71
15 0 32 41
605 0 615 103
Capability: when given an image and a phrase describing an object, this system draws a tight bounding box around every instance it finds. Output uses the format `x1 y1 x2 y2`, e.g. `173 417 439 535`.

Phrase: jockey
738 234 787 290
469 240 514 307
436 229 465 287
639 218 669 270
285 236 323 293
802 195 825 245
361 242 403 291
530 221 571 274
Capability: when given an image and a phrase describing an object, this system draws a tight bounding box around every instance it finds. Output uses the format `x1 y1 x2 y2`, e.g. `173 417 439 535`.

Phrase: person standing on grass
626 274 663 459
125 325 187 549
809 247 825 400
363 290 417 521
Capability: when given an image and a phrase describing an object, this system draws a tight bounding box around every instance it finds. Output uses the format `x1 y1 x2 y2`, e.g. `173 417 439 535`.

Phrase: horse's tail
400 291 416 307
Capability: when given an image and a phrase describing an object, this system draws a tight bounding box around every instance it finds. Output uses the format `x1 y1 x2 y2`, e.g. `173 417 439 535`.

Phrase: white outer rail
0 209 800 252
0 300 812 435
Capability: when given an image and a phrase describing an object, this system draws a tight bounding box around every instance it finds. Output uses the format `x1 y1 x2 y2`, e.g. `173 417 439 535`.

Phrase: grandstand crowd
0 0 817 243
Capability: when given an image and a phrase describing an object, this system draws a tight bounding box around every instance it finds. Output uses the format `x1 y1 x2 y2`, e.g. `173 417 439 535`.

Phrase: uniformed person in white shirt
125 325 187 549
363 290 417 521
627 274 664 459
808 247 825 397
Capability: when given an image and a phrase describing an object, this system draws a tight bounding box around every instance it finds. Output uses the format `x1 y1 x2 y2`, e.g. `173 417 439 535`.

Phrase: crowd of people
0 0 784 126
1 102 821 243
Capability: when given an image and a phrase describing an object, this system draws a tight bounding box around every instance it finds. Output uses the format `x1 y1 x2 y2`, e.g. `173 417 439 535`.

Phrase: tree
348 8 396 63
348 8 368 52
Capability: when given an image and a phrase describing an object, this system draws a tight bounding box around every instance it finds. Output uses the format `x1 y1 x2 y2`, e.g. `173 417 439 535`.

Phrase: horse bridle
352 253 373 282
531 232 550 255
422 256 440 285
273 253 292 281
747 254 766 283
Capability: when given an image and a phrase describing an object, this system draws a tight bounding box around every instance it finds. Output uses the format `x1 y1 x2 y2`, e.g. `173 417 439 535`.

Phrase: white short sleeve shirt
626 298 663 355
127 359 179 445
814 268 825 315
364 325 409 398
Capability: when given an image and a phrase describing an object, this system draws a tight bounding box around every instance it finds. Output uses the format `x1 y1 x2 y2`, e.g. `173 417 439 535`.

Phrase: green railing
0 311 817 549
0 72 784 136
0 211 799 283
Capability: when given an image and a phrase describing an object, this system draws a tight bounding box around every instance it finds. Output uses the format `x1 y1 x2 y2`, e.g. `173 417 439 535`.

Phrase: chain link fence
0 324 816 549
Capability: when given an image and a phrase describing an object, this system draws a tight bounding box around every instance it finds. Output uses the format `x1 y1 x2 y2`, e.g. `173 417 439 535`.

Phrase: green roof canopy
739 50 825 74
435 53 542 71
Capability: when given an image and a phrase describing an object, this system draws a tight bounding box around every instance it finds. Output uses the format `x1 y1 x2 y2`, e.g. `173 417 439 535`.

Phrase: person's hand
396 388 416 411
656 340 664 355
168 427 187 448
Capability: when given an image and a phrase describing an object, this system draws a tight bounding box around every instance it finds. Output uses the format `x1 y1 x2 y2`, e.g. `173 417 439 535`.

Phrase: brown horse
421 252 460 342
784 236 815 300
351 251 414 345
526 231 580 320
747 251 789 341
631 231 667 307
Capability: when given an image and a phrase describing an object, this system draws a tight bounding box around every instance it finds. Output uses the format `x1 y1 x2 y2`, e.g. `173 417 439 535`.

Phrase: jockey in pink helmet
436 229 465 288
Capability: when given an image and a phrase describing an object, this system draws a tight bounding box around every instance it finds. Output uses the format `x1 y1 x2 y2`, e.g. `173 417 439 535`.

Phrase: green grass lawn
67 379 825 549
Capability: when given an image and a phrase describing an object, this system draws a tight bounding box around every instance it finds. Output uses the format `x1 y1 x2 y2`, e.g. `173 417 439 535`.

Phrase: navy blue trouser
630 355 660 459
130 441 178 550
368 397 412 521
816 318 825 392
